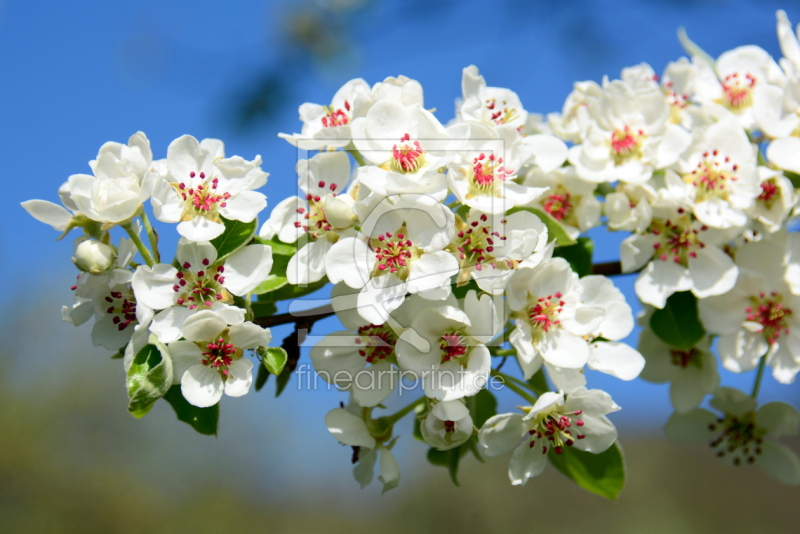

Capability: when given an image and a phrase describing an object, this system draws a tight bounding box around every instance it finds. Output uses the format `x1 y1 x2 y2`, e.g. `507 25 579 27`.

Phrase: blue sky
3 0 799 483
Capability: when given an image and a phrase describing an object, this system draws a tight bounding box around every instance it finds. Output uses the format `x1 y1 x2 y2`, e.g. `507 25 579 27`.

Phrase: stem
121 221 156 267
139 210 160 263
591 261 623 276
751 355 767 399
252 303 335 328
492 370 537 405
243 293 253 321
347 148 367 167
384 396 427 426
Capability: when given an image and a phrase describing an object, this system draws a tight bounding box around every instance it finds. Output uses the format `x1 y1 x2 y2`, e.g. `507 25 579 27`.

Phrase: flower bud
73 239 115 274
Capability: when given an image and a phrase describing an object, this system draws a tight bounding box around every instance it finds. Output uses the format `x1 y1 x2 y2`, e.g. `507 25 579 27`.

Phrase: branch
253 261 625 328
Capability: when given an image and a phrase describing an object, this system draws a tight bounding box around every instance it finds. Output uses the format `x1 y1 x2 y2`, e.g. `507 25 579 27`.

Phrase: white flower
747 166 797 232
325 195 459 324
667 115 759 229
506 258 604 377
395 290 501 401
456 65 528 133
325 405 400 493
478 388 619 486
168 310 270 407
260 151 356 285
567 79 691 184
638 328 719 413
699 238 800 384
665 387 800 484
420 400 473 451
621 206 738 308
279 78 374 149
548 80 603 143
132 238 272 342
604 182 657 234
522 166 601 239
449 208 548 295
150 135 267 241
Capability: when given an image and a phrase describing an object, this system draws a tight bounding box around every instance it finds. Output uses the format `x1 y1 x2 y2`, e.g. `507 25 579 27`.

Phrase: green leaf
251 253 290 295
163 385 220 436
548 442 626 500
527 369 550 396
784 171 800 189
413 416 424 442
260 346 288 375
126 343 173 418
251 300 278 318
508 207 576 246
650 291 706 350
451 279 481 300
553 236 593 277
594 183 616 198
254 361 270 392
468 389 497 428
254 236 297 256
210 217 257 261
275 366 292 397
263 276 328 303
426 447 463 486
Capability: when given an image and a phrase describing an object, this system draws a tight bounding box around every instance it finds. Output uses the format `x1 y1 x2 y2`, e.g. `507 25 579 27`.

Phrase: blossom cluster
22 10 800 497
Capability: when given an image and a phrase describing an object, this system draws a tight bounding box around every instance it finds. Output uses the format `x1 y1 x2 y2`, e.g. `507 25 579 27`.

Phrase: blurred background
2 0 800 532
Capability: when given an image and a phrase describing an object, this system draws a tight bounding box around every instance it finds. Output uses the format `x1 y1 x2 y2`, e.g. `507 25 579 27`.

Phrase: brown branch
591 261 623 276
253 261 626 328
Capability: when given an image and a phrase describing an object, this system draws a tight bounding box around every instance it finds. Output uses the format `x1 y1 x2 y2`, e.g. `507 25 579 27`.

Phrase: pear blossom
132 238 272 342
666 388 800 484
567 79 691 185
325 405 400 493
325 195 459 324
478 388 619 485
72 239 115 274
506 258 604 378
638 328 719 413
149 135 267 241
420 400 474 451
604 182 657 234
395 290 501 401
666 115 760 229
279 78 373 149
259 151 356 285
699 238 800 383
522 166 602 239
456 65 528 133
168 309 270 407
548 80 603 143
621 206 738 308
448 208 548 294
747 166 797 232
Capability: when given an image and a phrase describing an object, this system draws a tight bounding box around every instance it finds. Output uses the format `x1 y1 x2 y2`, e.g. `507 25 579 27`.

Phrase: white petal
664 409 716 442
378 448 401 494
325 407 376 448
131 264 178 310
181 364 224 408
758 441 800 485
224 358 253 397
21 200 73 231
228 322 271 349
688 246 738 299
588 342 645 381
479 413 525 457
508 443 547 485
223 245 273 295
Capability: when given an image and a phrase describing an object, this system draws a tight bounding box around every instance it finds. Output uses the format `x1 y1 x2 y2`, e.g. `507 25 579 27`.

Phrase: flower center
444 420 456 433
467 153 512 198
440 330 469 363
201 336 239 376
670 347 701 368
388 133 425 174
720 72 756 110
757 179 780 209
746 292 793 344
610 126 645 164
321 100 351 128
104 290 138 331
684 149 739 202
175 172 231 222
527 408 586 455
649 210 707 267
355 324 398 364
372 230 418 280
172 258 231 310
451 213 508 273
527 293 565 333
484 98 520 126
295 191 336 239
543 189 574 222
707 413 765 466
